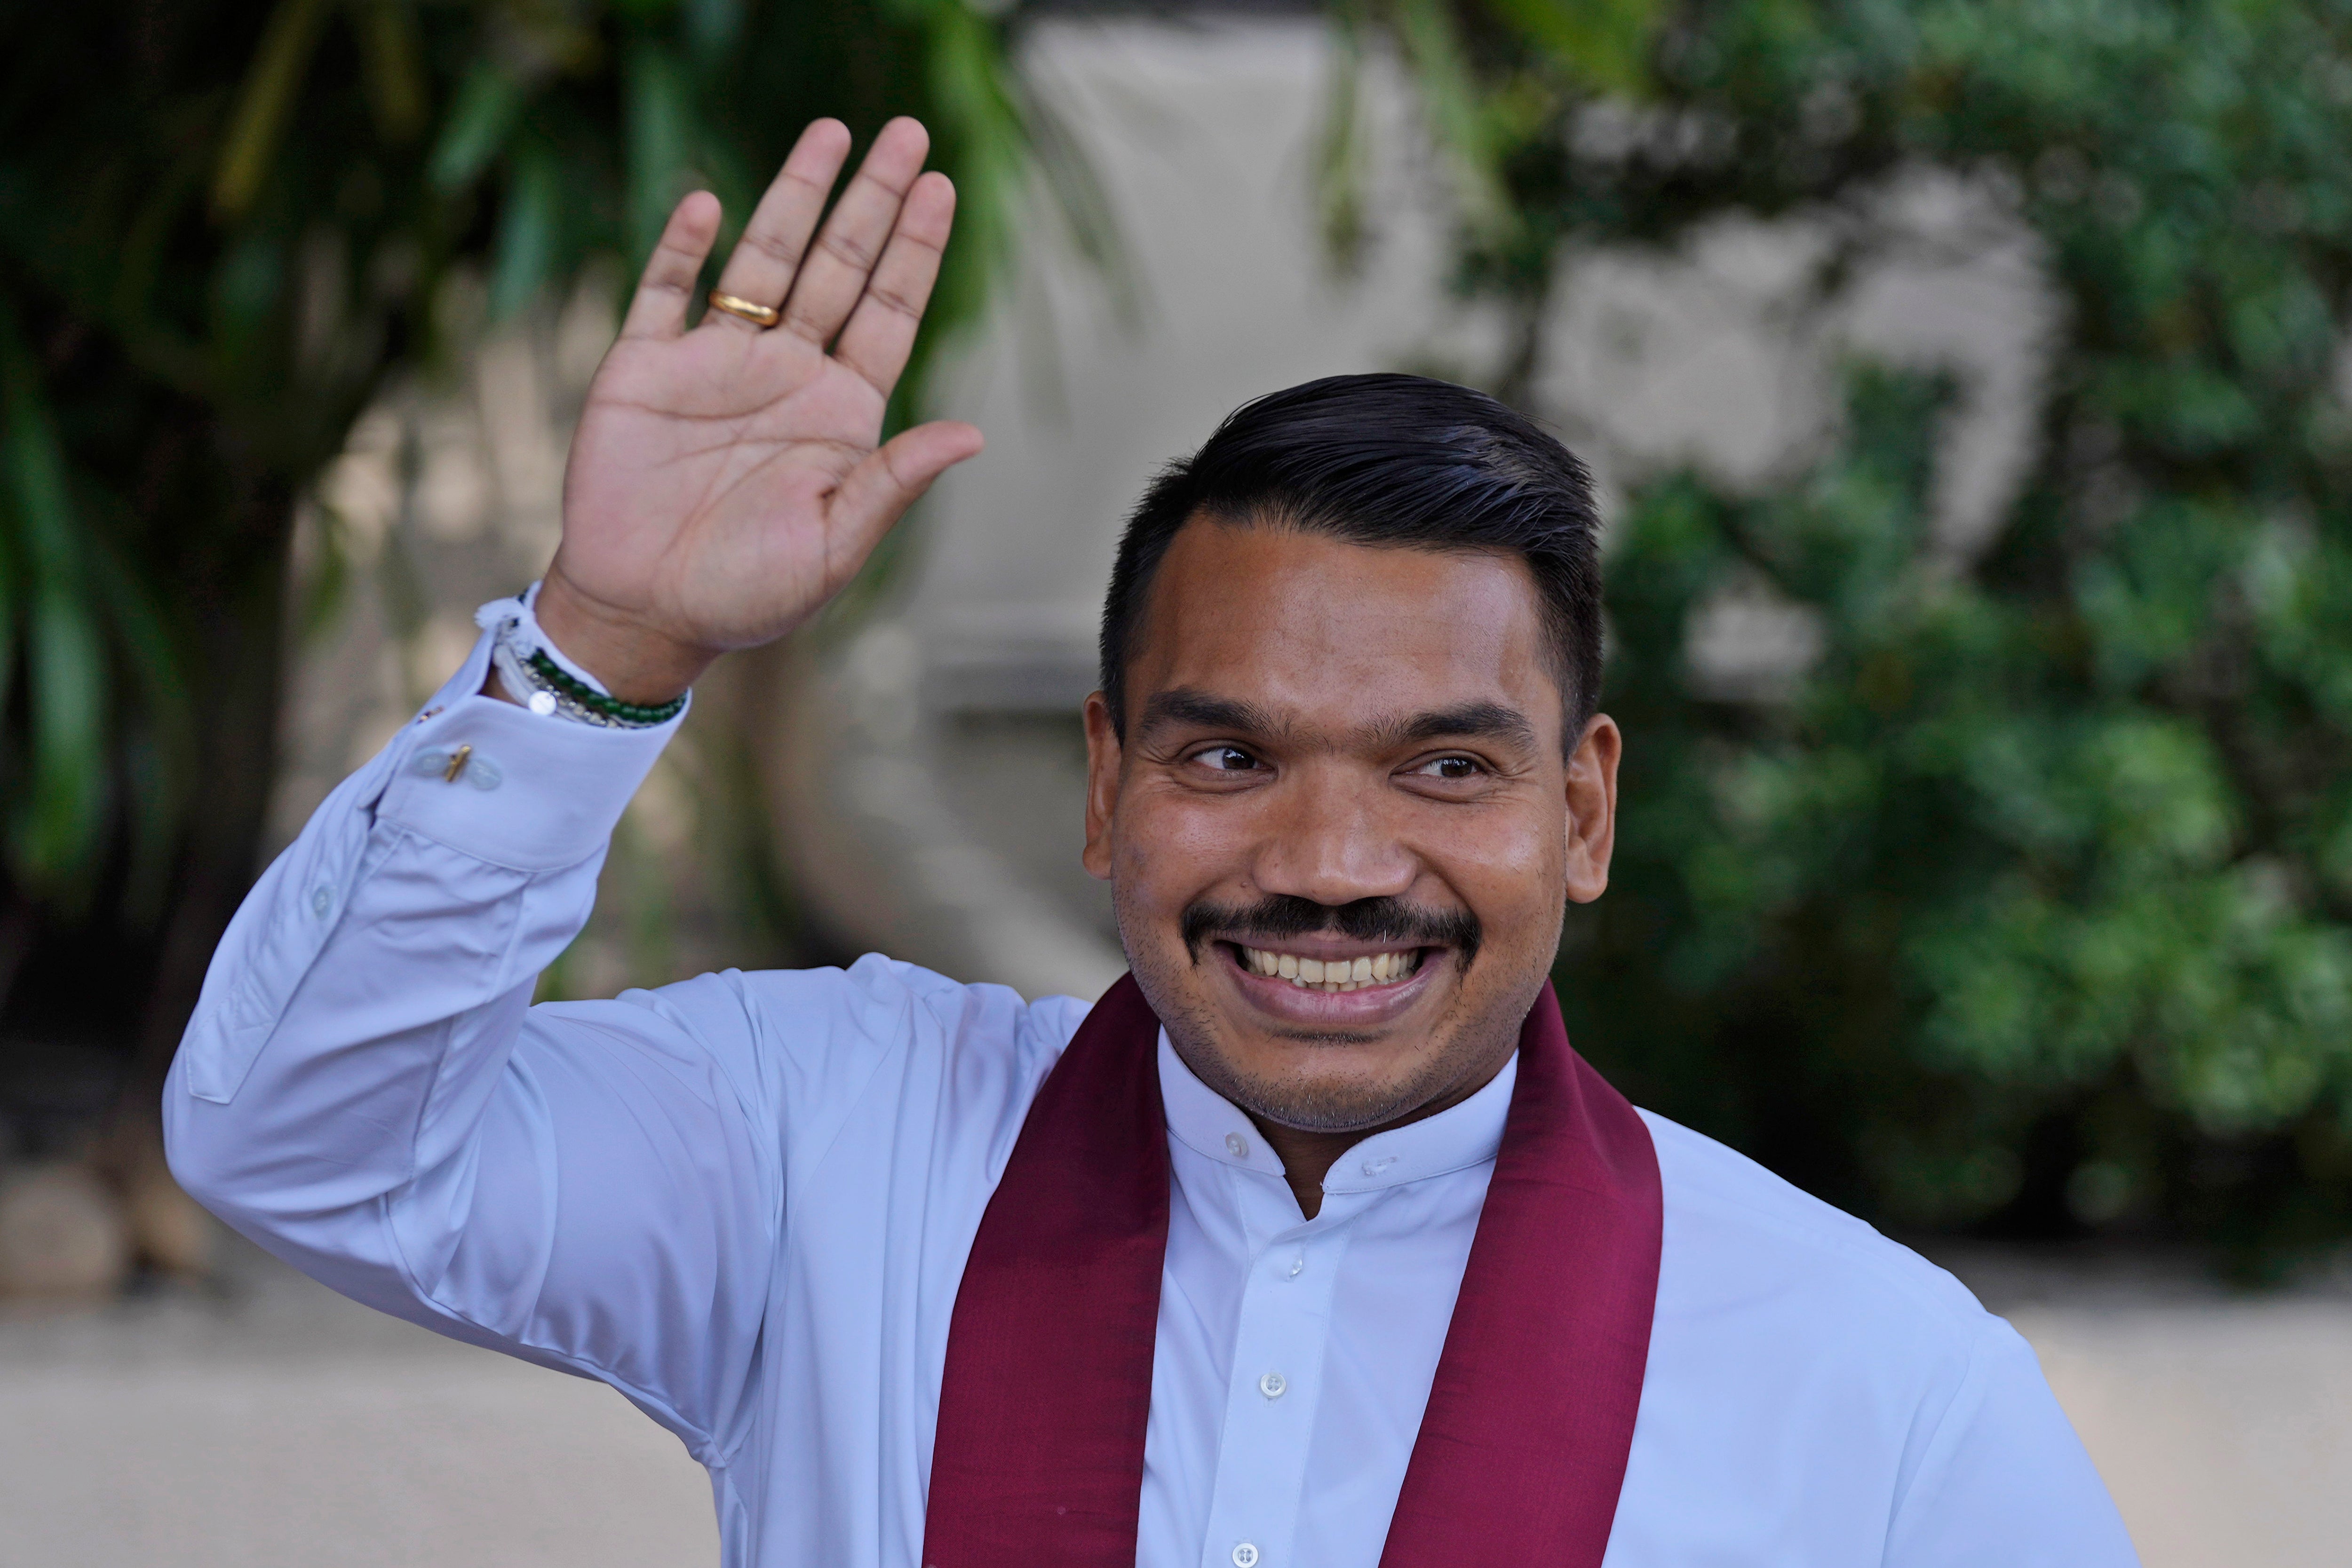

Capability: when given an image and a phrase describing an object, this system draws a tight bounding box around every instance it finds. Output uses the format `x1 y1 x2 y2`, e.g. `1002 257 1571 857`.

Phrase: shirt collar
1157 1029 1518 1194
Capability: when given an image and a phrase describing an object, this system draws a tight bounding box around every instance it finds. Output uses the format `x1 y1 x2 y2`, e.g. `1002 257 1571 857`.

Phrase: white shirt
164 632 2140 1568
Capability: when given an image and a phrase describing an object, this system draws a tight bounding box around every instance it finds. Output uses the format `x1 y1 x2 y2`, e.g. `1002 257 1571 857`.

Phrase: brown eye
1200 746 1260 771
1416 755 1483 781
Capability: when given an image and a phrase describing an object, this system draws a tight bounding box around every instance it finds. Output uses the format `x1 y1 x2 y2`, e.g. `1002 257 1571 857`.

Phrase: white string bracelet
474 586 688 729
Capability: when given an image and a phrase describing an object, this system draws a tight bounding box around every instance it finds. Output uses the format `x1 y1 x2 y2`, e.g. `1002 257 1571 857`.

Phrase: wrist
532 570 717 705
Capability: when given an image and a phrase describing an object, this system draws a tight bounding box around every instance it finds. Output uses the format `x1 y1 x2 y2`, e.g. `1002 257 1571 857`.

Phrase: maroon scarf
923 974 1661 1568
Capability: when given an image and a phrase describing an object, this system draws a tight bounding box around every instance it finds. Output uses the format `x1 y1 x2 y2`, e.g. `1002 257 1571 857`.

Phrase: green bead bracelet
526 649 688 727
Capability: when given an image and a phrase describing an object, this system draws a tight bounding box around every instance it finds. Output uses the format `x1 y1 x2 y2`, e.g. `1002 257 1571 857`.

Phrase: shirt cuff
374 627 685 872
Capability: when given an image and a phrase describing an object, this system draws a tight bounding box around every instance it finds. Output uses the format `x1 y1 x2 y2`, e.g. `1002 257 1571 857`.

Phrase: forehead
1131 520 1559 732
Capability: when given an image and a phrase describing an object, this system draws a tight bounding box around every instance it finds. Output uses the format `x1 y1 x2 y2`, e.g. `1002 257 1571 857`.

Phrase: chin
1184 1032 1451 1134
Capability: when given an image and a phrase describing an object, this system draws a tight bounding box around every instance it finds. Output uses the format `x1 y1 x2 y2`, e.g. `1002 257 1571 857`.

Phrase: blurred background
3 0 2351 1563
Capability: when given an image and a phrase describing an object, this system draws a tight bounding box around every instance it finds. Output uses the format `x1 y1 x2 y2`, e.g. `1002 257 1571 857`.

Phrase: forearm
164 621 678 1297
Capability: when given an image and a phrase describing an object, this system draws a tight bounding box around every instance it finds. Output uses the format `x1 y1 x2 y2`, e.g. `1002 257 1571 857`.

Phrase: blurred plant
0 0 1069 1125
1357 0 2352 1263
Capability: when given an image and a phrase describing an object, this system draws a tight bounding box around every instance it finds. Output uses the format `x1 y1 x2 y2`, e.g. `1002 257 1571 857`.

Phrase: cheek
1116 785 1260 897
1417 804 1567 925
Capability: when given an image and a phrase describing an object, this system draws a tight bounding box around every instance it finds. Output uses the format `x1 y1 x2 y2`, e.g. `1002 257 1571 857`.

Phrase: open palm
542 117 982 700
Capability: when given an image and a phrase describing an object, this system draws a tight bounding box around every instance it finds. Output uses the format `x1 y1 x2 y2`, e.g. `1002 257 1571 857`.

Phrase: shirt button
1258 1371 1287 1399
310 886 333 919
1232 1544 1260 1568
1225 1132 1249 1159
1286 1253 1305 1279
1361 1155 1397 1178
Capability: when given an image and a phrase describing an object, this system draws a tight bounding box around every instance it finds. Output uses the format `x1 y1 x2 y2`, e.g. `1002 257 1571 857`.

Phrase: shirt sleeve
1883 1316 2143 1568
161 630 852 1460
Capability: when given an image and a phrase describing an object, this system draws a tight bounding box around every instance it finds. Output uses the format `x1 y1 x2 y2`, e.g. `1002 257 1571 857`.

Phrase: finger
620 190 723 341
827 420 985 561
778 117 931 348
833 172 955 398
706 119 854 336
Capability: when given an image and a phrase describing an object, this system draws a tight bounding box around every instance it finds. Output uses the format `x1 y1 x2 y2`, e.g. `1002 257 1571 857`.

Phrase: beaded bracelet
524 646 687 726
489 613 687 729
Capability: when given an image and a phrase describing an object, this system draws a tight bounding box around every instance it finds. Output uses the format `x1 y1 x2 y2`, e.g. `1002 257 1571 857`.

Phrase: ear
1563 714 1621 904
1081 690 1124 881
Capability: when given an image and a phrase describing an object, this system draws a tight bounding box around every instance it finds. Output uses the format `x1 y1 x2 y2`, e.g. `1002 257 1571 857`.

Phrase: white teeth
1239 946 1423 993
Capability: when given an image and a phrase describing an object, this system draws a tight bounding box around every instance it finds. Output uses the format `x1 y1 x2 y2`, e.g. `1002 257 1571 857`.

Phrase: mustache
1182 895 1482 966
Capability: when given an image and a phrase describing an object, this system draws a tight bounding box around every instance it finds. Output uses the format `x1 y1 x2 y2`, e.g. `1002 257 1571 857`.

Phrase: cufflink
410 746 503 791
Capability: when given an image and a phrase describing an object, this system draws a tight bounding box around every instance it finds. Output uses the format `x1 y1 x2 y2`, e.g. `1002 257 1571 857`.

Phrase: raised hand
534 117 983 702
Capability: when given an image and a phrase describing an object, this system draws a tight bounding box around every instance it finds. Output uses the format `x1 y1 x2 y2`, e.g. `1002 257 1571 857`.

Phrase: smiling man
165 119 2138 1568
1084 432 1612 1224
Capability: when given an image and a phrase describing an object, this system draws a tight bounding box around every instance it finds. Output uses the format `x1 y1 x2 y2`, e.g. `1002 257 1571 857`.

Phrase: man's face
1082 518 1620 1135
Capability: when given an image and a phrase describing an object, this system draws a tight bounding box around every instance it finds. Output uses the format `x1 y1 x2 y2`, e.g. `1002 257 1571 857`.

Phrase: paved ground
0 1235 2344 1567
1945 1245 2352 1568
0 1237 714 1568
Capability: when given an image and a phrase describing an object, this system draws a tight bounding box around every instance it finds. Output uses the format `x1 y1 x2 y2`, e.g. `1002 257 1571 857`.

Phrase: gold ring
707 290 781 328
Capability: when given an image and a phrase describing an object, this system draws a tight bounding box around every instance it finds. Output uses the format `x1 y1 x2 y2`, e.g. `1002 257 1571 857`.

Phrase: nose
1248 762 1418 909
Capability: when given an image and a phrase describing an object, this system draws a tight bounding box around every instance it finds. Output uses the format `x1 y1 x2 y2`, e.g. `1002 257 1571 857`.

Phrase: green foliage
1385 0 2352 1257
0 0 1046 1058
0 313 180 907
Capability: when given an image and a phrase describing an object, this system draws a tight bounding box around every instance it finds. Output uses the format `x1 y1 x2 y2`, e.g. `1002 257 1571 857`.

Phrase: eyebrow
1367 701 1541 754
1136 689 1283 742
1135 688 1539 755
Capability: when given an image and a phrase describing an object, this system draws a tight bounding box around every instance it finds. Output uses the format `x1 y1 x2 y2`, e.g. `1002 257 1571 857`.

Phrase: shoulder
637 952 1089 1061
627 955 1092 1142
1634 1111 2018 1492
818 953 1095 1065
1621 1113 2133 1560
1639 1108 1997 1366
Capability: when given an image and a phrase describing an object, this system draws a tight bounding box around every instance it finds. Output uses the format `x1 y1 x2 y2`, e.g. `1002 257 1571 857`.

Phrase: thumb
830 420 985 558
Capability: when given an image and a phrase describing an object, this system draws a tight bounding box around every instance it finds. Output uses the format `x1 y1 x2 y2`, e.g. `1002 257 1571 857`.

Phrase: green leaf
211 0 334 217
0 425 16 712
1313 7 1375 274
1477 0 1664 98
1386 0 1513 243
489 143 563 319
624 40 697 273
0 310 111 891
429 59 525 193
685 0 745 61
354 0 430 144
74 513 191 925
20 583 108 886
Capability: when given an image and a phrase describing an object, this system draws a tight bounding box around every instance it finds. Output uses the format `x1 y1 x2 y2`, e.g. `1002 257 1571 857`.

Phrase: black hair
1097 372 1604 749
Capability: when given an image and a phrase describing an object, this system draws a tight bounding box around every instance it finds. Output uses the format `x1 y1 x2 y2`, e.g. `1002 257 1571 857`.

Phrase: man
166 118 2138 1568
